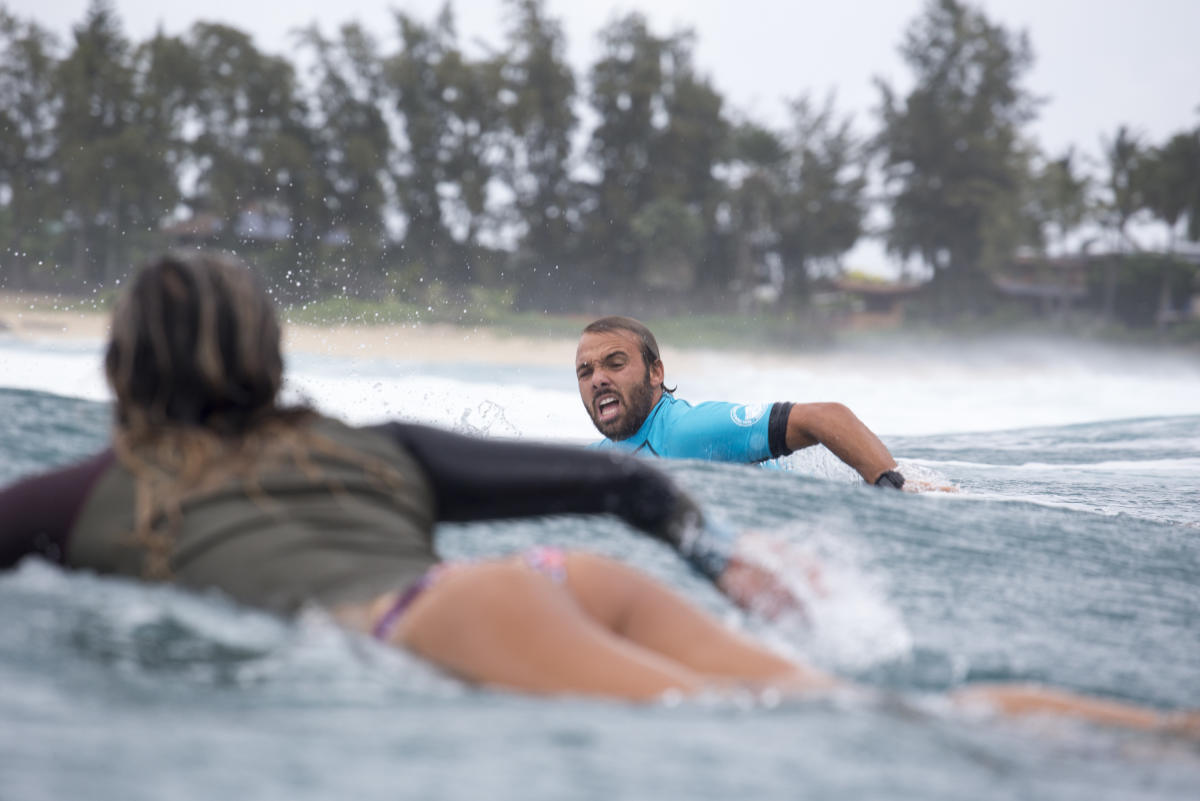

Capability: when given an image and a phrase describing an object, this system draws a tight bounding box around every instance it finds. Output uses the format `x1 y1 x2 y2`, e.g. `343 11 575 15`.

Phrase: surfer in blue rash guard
575 316 906 487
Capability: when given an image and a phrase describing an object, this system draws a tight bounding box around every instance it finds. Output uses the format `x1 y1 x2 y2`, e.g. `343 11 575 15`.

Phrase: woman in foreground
0 252 1192 733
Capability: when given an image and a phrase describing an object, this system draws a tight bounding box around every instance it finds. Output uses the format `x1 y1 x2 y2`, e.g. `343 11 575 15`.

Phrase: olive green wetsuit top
1 415 693 617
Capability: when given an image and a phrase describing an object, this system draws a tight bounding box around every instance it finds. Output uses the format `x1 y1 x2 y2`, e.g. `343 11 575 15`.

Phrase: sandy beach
0 291 811 375
0 292 111 341
0 291 578 366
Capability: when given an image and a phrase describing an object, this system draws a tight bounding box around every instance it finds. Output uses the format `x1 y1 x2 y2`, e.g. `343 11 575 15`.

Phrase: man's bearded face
576 331 663 440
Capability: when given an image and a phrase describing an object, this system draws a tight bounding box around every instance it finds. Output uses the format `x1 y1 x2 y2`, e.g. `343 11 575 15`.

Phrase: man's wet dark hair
582 316 676 393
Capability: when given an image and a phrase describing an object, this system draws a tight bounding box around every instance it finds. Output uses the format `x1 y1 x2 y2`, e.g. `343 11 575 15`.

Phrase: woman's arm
372 422 687 537
374 422 825 623
371 423 801 613
0 450 114 569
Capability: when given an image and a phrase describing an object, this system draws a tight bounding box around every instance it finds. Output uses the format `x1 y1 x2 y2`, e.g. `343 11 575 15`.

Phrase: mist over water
9 331 1194 440
2 329 1199 800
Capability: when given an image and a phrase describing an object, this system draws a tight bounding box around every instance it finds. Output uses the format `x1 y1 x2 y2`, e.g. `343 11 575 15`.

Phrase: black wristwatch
874 469 905 490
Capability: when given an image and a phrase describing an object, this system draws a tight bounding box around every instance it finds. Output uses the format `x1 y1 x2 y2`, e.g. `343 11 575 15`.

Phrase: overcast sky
9 0 1200 272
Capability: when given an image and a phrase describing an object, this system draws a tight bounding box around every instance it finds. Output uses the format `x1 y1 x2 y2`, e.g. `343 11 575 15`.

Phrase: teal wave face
879 415 1200 527
0 388 110 484
888 415 1200 466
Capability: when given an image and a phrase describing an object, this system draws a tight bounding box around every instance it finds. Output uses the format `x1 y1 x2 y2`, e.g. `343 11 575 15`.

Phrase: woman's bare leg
360 553 1196 728
561 552 836 690
388 559 708 700
954 683 1171 729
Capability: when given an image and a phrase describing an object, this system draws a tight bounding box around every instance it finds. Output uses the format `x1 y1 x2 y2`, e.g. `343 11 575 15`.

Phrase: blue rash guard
590 394 795 463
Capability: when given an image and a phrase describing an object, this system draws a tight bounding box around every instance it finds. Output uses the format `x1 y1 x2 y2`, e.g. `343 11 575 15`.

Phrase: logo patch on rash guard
729 403 768 427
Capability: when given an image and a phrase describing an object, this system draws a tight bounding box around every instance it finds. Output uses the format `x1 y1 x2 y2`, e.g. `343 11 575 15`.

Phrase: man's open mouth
596 394 621 422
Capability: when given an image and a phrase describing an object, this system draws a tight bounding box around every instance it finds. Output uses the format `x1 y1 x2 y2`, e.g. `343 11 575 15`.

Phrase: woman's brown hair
105 252 318 578
106 251 286 437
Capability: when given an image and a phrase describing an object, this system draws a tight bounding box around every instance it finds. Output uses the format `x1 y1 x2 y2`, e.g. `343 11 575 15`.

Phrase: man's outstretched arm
785 402 901 486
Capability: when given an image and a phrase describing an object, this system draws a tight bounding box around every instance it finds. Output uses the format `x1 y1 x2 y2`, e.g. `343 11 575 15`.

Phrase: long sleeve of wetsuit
370 422 710 556
0 450 115 569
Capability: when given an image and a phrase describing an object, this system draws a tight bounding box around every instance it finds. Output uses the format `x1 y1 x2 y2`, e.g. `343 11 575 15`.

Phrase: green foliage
876 0 1037 315
0 8 61 286
497 0 579 310
580 14 728 301
284 279 519 328
1030 148 1091 254
1139 130 1200 244
282 294 424 327
1099 125 1146 248
1085 254 1198 329
632 197 704 289
777 96 868 291
0 0 1196 342
382 5 506 287
721 96 867 305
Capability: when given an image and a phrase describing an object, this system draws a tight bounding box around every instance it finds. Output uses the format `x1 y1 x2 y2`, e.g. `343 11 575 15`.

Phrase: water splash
455 399 521 438
733 524 913 672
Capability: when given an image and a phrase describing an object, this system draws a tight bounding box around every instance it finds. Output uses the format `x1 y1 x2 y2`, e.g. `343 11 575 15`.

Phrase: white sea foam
734 524 913 671
908 457 1200 473
0 338 108 401
3 334 1199 439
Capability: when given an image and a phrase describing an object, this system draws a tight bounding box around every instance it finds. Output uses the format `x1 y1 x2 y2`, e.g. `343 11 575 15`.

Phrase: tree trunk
1101 259 1117 325
1155 265 1171 333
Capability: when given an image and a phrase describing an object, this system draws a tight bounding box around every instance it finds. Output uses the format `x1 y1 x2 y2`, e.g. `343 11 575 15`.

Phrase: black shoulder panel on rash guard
768 402 794 458
369 422 685 544
0 449 115 569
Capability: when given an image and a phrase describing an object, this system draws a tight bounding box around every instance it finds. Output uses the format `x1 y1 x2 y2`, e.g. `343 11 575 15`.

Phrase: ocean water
1 332 1199 801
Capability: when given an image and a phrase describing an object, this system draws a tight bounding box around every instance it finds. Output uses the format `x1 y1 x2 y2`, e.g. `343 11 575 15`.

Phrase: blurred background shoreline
5 289 1199 370
1 1 1198 348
